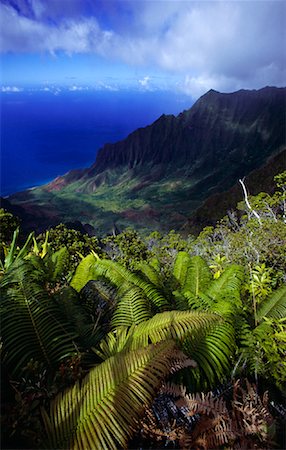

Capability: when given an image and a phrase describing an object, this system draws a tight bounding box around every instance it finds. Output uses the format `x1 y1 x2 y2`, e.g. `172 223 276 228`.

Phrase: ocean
0 89 193 196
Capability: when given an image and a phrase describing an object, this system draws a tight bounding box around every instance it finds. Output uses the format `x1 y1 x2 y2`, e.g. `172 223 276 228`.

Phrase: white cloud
0 3 114 55
138 76 150 89
69 85 87 91
0 1 285 98
1 86 23 92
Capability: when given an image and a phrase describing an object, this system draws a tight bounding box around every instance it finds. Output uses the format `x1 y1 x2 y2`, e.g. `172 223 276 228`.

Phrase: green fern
54 286 104 352
204 265 244 305
111 286 152 327
256 285 286 322
184 255 212 295
1 259 78 376
95 310 220 360
136 260 163 289
182 291 214 311
181 322 236 390
42 341 192 450
70 253 98 292
72 257 169 311
173 251 192 289
49 247 70 282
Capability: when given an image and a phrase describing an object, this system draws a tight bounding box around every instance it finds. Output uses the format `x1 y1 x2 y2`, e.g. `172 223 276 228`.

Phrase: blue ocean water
0 90 193 196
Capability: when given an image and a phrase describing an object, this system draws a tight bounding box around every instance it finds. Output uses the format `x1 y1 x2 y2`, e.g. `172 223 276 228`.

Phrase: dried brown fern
181 379 275 450
135 379 276 450
231 379 274 445
139 405 184 444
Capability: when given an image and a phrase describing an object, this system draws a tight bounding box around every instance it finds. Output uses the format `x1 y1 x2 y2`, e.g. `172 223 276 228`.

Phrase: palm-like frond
95 259 169 310
182 291 214 311
184 255 212 295
71 256 168 311
256 285 286 322
95 310 220 360
54 286 104 352
111 286 152 327
42 341 192 450
173 251 192 290
70 254 98 292
80 280 117 321
136 261 163 289
49 247 70 282
181 322 236 391
204 265 244 305
1 260 78 376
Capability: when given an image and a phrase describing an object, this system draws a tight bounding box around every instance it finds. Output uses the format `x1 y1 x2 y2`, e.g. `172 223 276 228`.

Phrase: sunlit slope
9 87 286 235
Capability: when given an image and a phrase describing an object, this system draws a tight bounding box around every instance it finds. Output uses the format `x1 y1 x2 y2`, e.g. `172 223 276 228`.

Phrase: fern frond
173 251 192 289
95 310 220 360
111 286 152 327
42 341 192 450
128 310 220 356
50 247 70 282
72 257 169 311
204 264 244 311
257 285 286 322
136 261 163 289
96 311 221 358
54 286 104 351
95 259 169 310
93 327 130 360
70 254 98 292
173 290 189 310
174 254 212 296
184 255 212 295
1 260 78 376
176 391 228 416
182 322 236 390
182 291 214 311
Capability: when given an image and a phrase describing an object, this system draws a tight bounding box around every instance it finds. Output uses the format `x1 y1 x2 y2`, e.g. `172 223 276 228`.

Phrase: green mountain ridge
7 86 286 235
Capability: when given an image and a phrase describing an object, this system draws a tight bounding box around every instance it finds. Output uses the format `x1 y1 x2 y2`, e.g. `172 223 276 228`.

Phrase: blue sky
0 0 285 98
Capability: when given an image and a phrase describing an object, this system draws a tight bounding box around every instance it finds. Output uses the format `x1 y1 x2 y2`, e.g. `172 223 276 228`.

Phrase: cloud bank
1 0 285 96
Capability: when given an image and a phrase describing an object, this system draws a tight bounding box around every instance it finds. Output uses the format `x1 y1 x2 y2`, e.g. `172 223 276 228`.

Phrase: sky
0 0 285 98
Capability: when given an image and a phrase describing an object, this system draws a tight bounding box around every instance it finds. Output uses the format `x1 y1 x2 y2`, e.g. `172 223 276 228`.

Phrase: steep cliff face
89 86 285 174
8 87 286 235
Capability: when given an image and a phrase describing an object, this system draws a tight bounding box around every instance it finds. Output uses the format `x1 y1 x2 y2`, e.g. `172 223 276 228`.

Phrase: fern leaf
111 286 152 327
70 253 98 292
95 310 220 360
257 285 286 322
183 291 214 310
184 256 212 295
204 265 244 311
42 341 192 450
136 261 163 289
173 251 192 289
93 259 169 310
1 260 78 376
50 247 70 282
72 257 168 310
182 322 236 390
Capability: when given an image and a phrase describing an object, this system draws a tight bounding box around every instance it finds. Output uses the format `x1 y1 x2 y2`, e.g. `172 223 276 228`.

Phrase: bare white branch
239 179 262 225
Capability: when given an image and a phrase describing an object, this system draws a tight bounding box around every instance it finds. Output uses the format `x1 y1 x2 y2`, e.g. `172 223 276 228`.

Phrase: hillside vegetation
1 172 285 449
7 87 286 235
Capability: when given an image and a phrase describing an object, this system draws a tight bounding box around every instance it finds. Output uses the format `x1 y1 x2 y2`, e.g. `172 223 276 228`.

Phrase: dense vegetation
1 173 285 449
8 87 286 236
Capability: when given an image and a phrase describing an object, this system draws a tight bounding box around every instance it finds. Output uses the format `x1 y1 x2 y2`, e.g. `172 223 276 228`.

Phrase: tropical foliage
1 173 285 449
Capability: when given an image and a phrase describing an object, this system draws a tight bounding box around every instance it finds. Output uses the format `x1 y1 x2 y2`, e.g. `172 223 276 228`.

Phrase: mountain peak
8 86 286 235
